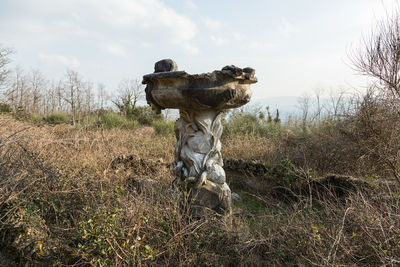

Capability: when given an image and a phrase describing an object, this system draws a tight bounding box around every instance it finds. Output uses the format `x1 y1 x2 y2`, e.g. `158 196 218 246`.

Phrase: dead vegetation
1 6 400 266
0 116 399 266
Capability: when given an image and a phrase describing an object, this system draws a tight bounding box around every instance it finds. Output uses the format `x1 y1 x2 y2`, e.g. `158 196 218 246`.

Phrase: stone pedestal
142 59 257 215
171 109 231 213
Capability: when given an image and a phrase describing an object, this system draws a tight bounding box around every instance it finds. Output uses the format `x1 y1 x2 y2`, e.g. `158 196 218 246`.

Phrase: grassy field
0 114 399 266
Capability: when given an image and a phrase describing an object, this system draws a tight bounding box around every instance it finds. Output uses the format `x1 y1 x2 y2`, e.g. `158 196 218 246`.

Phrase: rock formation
143 59 257 215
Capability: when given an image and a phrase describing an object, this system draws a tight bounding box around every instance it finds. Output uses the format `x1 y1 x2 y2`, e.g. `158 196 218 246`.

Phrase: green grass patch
152 120 175 135
44 112 71 124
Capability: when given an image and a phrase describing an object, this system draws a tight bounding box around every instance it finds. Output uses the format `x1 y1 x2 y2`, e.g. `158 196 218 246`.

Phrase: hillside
0 115 399 266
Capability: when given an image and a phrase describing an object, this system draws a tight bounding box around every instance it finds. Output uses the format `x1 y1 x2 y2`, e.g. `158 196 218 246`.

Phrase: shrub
283 91 400 181
1 117 399 266
152 120 174 135
132 106 163 126
224 113 259 136
0 102 11 113
45 112 71 124
223 113 282 138
29 113 44 124
13 106 29 120
340 93 400 182
97 111 138 129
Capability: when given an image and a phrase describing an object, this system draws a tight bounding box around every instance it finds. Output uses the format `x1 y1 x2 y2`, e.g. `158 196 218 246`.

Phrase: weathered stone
222 65 243 77
231 192 241 203
223 158 268 175
142 59 257 215
126 176 156 194
243 67 256 79
189 181 232 215
154 59 178 73
142 65 256 111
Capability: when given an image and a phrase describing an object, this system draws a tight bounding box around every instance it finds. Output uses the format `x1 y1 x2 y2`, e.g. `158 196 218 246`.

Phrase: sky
0 0 398 101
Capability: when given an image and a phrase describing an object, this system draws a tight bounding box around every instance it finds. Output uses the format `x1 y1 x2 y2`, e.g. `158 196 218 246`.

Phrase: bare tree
63 70 83 124
326 88 347 120
42 80 67 115
297 93 311 131
96 83 108 110
350 5 400 183
84 81 94 114
351 5 400 103
28 69 47 114
55 80 65 113
313 87 324 122
43 81 55 114
113 78 144 116
5 66 30 111
0 45 13 87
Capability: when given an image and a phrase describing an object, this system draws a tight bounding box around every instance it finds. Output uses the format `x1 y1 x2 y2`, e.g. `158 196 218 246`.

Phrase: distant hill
252 96 301 119
163 96 303 121
253 96 342 121
162 95 339 122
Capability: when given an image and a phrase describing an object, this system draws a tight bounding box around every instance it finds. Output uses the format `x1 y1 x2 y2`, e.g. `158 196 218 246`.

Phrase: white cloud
101 0 197 44
184 0 198 10
248 41 264 48
39 53 80 67
279 18 297 38
2 0 197 49
181 43 200 55
248 41 274 49
233 33 246 41
106 43 126 56
210 35 228 46
353 0 398 27
54 20 87 36
202 17 221 30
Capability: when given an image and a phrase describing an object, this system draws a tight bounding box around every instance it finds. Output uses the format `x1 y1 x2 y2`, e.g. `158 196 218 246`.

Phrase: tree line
0 47 145 125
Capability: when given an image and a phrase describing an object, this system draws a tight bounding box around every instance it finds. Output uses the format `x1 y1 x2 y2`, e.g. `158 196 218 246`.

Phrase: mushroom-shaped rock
143 61 257 113
142 60 257 215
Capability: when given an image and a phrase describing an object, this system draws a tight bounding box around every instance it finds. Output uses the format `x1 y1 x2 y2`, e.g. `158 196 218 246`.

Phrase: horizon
1 0 397 101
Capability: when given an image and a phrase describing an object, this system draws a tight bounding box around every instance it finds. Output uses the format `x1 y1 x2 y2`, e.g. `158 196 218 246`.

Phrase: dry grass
222 135 277 162
1 116 400 266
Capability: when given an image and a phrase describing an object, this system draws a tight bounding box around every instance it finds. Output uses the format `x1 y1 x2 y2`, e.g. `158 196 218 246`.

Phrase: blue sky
0 0 397 100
